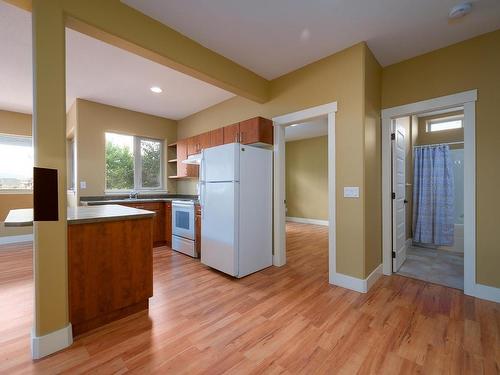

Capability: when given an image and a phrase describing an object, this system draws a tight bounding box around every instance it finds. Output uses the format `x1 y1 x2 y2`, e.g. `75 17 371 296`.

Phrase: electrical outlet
80 181 87 189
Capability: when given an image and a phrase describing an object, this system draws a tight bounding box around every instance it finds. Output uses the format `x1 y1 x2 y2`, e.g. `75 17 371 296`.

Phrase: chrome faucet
129 191 139 199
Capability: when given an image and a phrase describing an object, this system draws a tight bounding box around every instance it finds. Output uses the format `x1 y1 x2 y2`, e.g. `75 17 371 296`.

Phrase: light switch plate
344 186 360 198
80 181 87 189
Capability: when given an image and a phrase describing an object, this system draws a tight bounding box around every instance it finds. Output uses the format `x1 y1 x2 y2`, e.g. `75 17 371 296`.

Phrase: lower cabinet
119 201 172 247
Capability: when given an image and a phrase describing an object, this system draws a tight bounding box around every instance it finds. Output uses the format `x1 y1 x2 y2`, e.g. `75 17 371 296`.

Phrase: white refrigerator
200 143 272 277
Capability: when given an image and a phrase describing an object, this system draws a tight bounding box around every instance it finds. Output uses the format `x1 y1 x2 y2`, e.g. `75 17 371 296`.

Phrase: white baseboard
331 264 383 293
286 217 329 226
31 324 73 360
0 234 33 245
470 283 500 303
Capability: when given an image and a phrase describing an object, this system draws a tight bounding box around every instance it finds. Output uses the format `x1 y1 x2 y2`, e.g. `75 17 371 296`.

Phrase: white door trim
272 102 337 283
382 90 481 299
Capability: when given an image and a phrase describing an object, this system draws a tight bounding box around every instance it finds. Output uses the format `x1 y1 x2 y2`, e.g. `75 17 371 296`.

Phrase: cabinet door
152 204 165 246
195 212 201 256
187 136 199 156
239 117 273 145
119 202 165 246
165 202 172 247
209 128 224 148
198 132 211 152
223 123 240 144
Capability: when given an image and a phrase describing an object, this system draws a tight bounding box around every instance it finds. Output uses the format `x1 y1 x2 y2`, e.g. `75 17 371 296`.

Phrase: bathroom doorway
392 111 464 289
381 90 477 297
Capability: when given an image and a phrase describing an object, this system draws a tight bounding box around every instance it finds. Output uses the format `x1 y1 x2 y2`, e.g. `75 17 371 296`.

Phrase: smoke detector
449 2 472 19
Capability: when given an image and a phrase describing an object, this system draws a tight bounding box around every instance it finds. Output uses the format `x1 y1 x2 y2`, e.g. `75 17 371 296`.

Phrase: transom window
0 134 33 191
105 132 163 192
426 115 464 132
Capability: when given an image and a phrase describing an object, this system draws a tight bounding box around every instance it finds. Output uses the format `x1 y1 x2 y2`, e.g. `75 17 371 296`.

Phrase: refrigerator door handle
200 150 205 212
200 182 205 212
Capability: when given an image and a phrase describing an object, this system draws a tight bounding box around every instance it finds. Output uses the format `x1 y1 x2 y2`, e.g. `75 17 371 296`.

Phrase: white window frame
426 114 464 133
0 133 33 194
105 132 164 193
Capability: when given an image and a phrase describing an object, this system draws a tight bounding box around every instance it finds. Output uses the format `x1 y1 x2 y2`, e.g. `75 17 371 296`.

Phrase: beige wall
178 42 380 279
285 136 328 221
0 110 33 237
363 46 382 276
382 29 500 288
75 99 177 198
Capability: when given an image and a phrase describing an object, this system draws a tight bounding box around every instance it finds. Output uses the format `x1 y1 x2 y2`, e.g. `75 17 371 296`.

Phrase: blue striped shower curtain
412 145 455 246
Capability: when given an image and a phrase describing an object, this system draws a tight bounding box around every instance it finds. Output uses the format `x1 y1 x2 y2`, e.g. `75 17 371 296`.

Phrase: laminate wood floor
0 223 498 374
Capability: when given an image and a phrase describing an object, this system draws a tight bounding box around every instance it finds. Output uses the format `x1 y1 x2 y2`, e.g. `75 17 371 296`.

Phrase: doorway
382 90 477 296
272 102 337 283
391 111 465 290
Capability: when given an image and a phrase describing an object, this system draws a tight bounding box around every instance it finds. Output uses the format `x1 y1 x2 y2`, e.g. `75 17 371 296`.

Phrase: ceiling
285 117 328 142
0 2 234 119
123 0 500 79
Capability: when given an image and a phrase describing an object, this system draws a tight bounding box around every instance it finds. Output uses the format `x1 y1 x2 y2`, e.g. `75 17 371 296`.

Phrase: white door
392 120 407 271
201 181 239 276
238 145 273 277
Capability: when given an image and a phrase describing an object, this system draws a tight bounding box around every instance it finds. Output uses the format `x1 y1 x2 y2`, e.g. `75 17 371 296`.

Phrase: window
426 115 463 132
0 134 33 191
105 132 163 191
67 138 76 191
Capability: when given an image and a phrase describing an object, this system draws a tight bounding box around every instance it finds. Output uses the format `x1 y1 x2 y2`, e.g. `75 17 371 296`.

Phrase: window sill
0 190 33 195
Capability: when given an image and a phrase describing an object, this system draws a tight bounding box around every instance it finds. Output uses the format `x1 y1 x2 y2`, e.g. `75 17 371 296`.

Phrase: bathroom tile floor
396 245 464 290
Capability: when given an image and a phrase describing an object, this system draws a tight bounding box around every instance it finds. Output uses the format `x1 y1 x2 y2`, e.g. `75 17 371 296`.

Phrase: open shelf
167 142 177 147
168 159 177 163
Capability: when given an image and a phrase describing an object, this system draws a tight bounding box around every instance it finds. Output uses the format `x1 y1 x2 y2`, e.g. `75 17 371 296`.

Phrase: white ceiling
123 0 500 79
285 117 328 142
0 1 234 119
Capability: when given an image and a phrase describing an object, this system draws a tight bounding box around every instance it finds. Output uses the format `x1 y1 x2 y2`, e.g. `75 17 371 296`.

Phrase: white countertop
4 204 155 227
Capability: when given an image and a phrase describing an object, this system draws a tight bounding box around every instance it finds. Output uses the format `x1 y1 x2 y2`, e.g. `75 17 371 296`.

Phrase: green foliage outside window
141 140 161 188
105 141 134 190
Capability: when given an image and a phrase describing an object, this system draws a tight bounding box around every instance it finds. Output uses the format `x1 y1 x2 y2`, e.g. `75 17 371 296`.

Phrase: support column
31 0 72 359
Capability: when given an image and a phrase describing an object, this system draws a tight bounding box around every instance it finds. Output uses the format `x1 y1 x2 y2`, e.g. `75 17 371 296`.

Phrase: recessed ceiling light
150 86 162 94
449 2 472 19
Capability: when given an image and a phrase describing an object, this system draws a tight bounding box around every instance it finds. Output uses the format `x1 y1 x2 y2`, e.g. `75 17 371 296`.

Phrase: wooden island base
68 216 153 337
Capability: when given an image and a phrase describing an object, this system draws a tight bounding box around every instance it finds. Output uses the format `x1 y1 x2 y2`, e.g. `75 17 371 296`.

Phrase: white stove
171 200 197 257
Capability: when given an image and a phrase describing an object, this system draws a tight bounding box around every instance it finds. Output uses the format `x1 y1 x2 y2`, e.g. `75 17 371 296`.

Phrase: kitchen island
5 205 155 337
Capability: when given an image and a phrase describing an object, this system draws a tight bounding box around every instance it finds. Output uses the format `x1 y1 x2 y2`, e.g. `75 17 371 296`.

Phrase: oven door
172 202 195 240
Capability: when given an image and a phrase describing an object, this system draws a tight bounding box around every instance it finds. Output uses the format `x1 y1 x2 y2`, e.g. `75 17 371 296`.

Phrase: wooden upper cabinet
239 117 273 145
179 117 273 156
187 135 199 156
223 123 240 144
209 128 224 148
198 132 211 151
177 139 199 177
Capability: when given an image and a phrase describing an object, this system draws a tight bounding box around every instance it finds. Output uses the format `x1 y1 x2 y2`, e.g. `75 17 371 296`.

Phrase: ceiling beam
6 0 271 103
